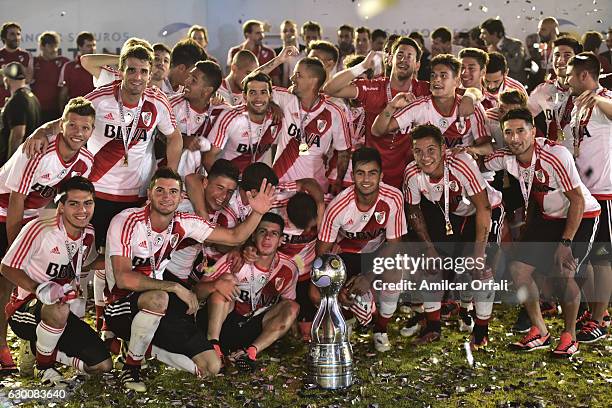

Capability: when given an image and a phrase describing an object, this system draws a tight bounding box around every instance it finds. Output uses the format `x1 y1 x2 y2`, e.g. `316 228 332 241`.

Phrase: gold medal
557 128 565 141
123 154 129 166
445 221 454 236
298 142 310 156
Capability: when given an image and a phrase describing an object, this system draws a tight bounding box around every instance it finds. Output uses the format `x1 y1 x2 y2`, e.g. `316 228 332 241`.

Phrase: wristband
349 62 367 77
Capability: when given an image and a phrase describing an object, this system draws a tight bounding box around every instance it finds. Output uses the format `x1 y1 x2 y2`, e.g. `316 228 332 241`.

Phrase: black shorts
512 215 599 273
591 200 612 263
104 291 211 358
196 307 266 354
9 298 109 367
91 198 141 250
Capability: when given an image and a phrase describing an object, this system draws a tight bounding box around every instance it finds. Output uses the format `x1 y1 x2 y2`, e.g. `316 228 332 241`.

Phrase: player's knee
140 290 169 313
41 303 70 327
287 300 300 321
208 291 228 305
197 355 221 377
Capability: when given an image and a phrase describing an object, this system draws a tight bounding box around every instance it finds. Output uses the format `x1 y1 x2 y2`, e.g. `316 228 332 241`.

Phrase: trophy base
309 341 353 389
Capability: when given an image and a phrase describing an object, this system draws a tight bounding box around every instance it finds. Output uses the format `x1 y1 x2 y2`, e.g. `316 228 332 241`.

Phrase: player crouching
1 177 112 386
195 212 299 372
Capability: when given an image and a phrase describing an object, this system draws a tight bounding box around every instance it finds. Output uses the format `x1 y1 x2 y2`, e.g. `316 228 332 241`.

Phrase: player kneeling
1 177 112 386
195 213 299 372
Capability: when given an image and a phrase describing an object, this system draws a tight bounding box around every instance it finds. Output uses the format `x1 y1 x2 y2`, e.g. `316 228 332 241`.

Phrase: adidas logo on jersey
139 241 148 248
41 173 51 181
50 246 60 255
104 112 114 120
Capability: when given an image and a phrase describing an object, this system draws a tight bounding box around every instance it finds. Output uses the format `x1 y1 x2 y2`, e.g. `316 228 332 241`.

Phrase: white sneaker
38 367 69 387
120 367 147 392
18 339 35 378
459 314 474 333
345 317 356 340
400 315 424 337
373 332 391 352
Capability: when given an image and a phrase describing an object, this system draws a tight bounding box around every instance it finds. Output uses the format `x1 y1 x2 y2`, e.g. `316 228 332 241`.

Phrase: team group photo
0 0 610 406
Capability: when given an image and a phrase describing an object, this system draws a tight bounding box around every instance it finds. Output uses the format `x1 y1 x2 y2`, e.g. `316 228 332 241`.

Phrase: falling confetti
161 30 168 36
60 11 66 16
480 5 488 12
464 342 474 367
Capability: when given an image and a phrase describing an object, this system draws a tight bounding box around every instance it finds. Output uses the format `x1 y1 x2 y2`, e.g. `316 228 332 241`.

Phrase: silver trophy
309 254 353 389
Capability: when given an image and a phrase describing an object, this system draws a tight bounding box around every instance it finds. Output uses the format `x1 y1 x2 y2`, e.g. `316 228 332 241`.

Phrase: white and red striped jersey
105 206 215 302
84 80 177 201
527 79 574 151
3 215 96 317
403 152 502 217
327 105 366 187
318 182 407 253
169 93 229 140
217 79 244 106
0 135 93 222
202 251 298 316
483 76 528 108
166 199 238 281
93 66 121 88
571 87 612 200
210 105 281 173
393 95 490 148
271 89 352 188
270 181 317 281
484 138 600 219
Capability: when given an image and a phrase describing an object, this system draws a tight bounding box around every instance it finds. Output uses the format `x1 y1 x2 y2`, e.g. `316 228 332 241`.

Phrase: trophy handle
328 297 347 340
311 295 327 343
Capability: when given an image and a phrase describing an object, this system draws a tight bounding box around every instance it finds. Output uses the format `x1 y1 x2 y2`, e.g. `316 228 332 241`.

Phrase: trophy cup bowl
309 254 353 389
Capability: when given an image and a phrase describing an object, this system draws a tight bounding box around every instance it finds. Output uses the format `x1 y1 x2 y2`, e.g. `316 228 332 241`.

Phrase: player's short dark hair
355 26 371 40
241 163 279 192
407 32 424 46
1 22 21 42
195 60 223 93
243 20 263 36
62 97 96 121
411 124 445 146
242 71 273 94
431 54 461 76
553 36 582 55
431 27 452 43
372 29 387 42
309 40 339 64
299 57 326 89
486 51 507 74
188 25 209 43
581 31 603 53
171 39 207 68
338 24 354 34
301 21 322 36
38 31 60 47
76 31 95 47
58 176 95 204
480 18 505 37
499 89 527 107
260 212 285 232
149 167 183 191
208 159 240 184
352 147 382 172
568 52 601 81
500 108 534 128
287 192 317 230
458 47 489 69
152 43 171 55
119 45 153 71
392 36 423 61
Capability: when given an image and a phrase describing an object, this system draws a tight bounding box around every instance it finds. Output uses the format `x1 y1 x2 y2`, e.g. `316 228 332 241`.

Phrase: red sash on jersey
231 121 279 173
89 100 157 183
273 111 330 179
